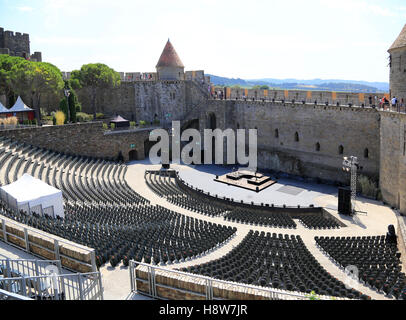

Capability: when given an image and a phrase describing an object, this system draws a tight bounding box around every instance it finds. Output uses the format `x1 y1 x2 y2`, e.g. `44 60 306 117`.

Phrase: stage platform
175 164 337 207
214 169 277 192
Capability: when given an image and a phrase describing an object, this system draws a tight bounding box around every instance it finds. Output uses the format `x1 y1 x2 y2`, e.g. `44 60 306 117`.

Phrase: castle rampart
197 99 380 185
0 122 152 162
0 26 42 61
212 86 388 108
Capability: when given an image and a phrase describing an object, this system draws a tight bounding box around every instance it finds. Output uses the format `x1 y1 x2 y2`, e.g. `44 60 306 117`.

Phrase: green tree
59 97 69 124
70 63 120 119
68 73 82 90
0 54 23 107
68 90 79 122
63 80 80 123
9 59 64 124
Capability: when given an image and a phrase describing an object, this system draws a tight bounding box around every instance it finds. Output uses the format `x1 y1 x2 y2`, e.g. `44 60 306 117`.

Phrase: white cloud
17 6 34 12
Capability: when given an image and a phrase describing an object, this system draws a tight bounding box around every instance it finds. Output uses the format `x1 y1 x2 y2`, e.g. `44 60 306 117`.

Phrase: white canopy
0 101 9 113
8 96 33 113
0 174 64 218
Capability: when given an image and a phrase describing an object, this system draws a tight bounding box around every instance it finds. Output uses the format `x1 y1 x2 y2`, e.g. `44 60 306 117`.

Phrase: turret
388 24 406 102
156 39 184 80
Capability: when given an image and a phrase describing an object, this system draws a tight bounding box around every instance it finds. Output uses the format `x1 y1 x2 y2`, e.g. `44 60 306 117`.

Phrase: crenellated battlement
61 69 210 83
0 26 41 62
207 97 383 115
210 86 390 108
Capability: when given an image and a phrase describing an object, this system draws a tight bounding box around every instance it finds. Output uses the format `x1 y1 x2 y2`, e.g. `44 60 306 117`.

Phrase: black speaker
386 224 397 243
161 163 170 169
338 187 352 215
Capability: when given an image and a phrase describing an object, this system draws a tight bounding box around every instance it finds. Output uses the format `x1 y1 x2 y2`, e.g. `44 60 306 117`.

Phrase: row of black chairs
179 230 367 299
315 236 406 300
146 170 342 230
1 201 236 269
297 215 341 229
146 171 230 217
0 138 237 268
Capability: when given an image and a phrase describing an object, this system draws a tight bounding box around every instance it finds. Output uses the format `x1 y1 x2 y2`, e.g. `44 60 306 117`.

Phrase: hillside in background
208 74 389 93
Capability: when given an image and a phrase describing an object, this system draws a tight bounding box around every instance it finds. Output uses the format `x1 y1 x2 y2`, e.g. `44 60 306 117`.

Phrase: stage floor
175 164 338 207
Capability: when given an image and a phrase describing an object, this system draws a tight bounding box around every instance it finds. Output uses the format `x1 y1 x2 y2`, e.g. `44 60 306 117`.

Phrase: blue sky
1 0 405 82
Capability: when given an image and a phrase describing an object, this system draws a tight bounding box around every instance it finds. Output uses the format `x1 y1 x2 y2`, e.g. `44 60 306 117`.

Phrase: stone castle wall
389 47 406 103
0 122 153 162
0 27 42 62
379 111 406 214
217 86 387 106
75 81 187 127
0 27 30 55
197 100 380 184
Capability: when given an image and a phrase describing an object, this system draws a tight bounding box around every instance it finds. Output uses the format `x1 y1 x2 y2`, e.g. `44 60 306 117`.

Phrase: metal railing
0 288 33 300
0 271 103 300
379 104 406 114
0 258 62 278
209 96 406 114
0 215 97 273
129 261 344 300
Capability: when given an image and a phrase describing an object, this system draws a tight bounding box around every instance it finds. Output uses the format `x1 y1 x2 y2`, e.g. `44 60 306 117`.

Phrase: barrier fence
0 271 103 300
129 261 344 300
0 258 62 278
0 215 97 273
0 288 32 300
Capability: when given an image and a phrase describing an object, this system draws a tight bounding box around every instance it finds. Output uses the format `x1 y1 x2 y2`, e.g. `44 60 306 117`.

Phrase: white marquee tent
0 101 9 113
0 174 64 218
8 96 33 112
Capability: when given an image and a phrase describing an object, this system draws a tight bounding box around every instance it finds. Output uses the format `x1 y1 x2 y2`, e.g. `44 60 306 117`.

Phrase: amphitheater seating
224 208 296 229
0 138 144 205
297 214 341 229
179 230 364 299
315 235 406 299
0 201 235 268
146 170 297 228
145 171 230 217
0 138 236 268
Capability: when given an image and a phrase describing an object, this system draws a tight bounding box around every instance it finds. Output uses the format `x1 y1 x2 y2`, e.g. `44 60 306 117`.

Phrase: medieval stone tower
156 39 185 80
380 23 406 215
0 27 42 62
388 24 406 101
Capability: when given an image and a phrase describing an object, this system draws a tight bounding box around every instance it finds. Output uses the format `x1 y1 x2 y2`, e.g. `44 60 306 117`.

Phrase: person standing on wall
391 96 397 112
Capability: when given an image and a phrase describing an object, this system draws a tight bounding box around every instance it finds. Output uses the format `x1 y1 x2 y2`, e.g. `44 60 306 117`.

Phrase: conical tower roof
156 39 184 68
388 24 406 52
